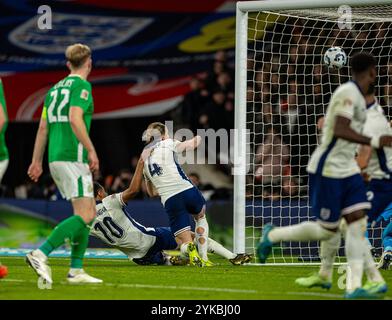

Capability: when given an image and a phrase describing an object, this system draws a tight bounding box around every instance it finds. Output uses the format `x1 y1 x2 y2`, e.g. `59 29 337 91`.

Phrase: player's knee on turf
196 226 206 244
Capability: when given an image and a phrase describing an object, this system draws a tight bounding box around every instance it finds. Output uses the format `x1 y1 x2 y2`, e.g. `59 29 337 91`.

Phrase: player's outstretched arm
144 178 159 197
357 145 372 170
122 157 145 203
175 135 202 153
334 116 392 148
28 115 48 182
69 106 99 172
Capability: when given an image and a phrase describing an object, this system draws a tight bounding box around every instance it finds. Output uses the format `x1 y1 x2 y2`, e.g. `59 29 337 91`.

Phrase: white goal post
234 0 392 264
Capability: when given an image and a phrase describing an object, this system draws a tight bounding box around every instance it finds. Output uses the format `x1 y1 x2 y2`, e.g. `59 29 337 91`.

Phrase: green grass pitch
1 256 391 300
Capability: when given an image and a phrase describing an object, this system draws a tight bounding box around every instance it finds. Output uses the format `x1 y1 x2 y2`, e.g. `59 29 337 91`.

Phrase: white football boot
67 269 103 284
25 249 53 284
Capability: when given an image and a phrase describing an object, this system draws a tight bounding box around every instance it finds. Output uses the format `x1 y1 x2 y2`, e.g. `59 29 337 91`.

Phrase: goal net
233 0 392 264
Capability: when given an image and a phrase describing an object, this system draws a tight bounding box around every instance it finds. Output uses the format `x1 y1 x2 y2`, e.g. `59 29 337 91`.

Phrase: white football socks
195 216 209 261
345 217 367 292
207 237 236 260
180 243 189 257
364 241 384 283
319 231 341 281
268 221 335 243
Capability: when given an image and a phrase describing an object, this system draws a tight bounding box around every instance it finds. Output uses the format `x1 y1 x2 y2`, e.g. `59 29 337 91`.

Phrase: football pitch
1 256 392 300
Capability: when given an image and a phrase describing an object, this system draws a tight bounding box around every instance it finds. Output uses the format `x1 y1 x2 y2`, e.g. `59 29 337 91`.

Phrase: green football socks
70 222 91 269
39 215 87 257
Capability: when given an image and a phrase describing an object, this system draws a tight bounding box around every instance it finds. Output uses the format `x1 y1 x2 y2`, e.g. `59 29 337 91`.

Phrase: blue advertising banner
0 0 237 121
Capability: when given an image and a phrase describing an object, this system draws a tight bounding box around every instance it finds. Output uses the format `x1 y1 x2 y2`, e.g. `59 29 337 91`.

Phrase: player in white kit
142 122 211 267
295 92 388 293
91 157 251 266
257 52 392 299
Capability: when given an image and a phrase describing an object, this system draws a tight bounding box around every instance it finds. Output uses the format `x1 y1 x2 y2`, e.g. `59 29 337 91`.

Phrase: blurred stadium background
2 0 390 258
0 0 239 252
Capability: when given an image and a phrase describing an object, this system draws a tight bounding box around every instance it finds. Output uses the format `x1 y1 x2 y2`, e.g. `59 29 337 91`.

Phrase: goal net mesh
245 4 392 263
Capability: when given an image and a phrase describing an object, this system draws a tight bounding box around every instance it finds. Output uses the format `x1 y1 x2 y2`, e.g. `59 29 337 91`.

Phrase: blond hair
144 122 167 144
65 43 91 69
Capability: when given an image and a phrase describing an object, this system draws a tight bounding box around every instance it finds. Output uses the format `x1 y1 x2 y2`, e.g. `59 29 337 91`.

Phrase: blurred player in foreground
357 97 392 270
26 43 101 284
295 91 390 291
142 122 211 267
258 52 390 299
0 78 9 278
91 157 251 266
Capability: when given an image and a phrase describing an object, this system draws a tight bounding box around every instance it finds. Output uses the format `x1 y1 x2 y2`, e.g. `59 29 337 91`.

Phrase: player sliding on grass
142 122 211 267
296 91 390 291
258 52 390 299
91 158 251 266
26 44 101 284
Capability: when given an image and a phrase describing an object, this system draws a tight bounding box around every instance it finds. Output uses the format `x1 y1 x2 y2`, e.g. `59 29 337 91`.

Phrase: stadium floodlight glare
234 0 392 264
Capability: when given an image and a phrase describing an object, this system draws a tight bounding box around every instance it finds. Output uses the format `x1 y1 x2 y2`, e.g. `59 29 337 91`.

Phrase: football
324 47 347 69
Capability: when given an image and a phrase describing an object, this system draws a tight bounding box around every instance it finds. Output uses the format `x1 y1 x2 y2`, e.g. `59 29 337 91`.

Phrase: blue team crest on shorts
9 14 153 54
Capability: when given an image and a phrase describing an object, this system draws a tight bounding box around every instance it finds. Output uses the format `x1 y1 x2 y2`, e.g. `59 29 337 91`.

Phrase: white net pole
233 4 248 254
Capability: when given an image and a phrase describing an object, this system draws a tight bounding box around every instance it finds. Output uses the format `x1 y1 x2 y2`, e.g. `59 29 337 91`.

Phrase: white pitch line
3 278 391 300
1 278 257 294
287 291 342 299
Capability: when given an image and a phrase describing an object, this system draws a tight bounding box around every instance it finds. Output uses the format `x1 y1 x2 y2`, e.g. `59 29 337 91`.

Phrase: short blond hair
65 43 91 69
144 122 167 143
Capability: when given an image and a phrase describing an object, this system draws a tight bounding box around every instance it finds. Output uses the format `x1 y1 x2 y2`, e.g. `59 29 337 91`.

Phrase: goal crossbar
237 0 392 12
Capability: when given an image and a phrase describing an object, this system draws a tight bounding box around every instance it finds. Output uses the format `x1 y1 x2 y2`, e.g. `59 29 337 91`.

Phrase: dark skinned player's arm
334 116 371 145
122 157 145 203
334 115 392 148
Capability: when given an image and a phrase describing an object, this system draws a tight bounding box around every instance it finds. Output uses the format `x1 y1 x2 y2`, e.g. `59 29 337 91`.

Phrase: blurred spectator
180 77 208 132
188 172 214 191
215 72 234 97
15 180 45 199
198 90 226 130
111 169 133 193
254 126 290 185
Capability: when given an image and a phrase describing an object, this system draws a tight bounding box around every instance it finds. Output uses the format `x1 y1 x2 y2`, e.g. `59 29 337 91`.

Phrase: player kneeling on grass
91 157 251 266
142 122 212 267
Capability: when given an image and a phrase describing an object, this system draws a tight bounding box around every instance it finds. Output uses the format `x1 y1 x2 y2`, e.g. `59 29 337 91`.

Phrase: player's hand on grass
88 149 99 173
27 162 43 182
379 135 392 148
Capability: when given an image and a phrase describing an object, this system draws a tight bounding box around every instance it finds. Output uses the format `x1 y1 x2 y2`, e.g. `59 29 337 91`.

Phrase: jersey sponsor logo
80 89 89 101
9 14 153 54
320 208 331 220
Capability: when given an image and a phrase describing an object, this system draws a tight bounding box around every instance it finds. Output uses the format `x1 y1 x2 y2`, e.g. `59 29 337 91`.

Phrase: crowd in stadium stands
245 20 392 200
6 21 392 202
11 162 219 201
175 50 235 133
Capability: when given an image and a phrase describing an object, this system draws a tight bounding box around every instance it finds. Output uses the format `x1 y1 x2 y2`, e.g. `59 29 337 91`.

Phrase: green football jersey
0 79 8 161
43 74 94 163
